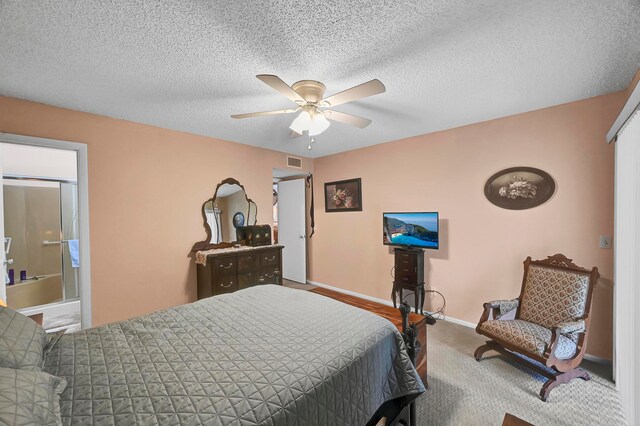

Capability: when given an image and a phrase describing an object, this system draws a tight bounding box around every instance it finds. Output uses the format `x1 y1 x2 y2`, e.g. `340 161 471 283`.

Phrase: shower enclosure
3 178 79 310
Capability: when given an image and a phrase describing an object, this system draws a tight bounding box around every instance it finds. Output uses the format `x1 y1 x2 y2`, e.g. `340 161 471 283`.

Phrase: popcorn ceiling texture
0 0 639 157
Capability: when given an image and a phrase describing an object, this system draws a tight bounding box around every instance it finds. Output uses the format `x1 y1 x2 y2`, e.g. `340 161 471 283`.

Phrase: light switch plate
599 235 612 249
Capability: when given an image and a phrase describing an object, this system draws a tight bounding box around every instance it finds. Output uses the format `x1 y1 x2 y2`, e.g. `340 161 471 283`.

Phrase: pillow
0 306 48 371
0 367 66 425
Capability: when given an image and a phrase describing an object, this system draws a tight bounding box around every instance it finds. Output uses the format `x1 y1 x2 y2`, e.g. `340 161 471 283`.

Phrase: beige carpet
416 320 625 426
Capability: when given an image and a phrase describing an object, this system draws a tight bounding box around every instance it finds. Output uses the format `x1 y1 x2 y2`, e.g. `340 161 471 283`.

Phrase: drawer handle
220 281 233 288
264 256 276 262
219 262 233 269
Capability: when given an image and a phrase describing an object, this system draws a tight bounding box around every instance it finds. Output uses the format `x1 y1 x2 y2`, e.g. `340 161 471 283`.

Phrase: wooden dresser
196 245 283 299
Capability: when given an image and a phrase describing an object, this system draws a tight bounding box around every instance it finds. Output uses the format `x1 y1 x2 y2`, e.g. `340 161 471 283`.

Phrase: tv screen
383 212 439 249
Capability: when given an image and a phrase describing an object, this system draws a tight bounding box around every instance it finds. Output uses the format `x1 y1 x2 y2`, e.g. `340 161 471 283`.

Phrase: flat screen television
383 212 439 250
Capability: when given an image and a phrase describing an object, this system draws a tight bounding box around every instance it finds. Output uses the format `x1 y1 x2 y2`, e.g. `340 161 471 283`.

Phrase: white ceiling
1 1 639 158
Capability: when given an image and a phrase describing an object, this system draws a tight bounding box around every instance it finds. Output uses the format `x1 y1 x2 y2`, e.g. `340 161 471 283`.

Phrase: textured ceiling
1 1 639 158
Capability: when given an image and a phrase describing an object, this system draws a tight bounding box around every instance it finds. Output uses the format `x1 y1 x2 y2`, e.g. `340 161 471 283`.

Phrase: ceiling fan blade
323 110 372 128
256 74 306 104
231 108 298 119
289 129 303 138
320 79 385 107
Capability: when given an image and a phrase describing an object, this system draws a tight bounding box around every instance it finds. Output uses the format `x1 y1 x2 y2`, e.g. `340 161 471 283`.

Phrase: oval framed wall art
484 167 556 210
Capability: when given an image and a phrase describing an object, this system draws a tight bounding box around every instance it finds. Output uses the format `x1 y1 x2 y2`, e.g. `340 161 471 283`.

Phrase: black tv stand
392 248 425 315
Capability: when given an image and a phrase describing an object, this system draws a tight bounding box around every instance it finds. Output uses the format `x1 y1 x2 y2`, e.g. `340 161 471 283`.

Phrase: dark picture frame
324 178 362 212
484 167 555 210
232 211 245 228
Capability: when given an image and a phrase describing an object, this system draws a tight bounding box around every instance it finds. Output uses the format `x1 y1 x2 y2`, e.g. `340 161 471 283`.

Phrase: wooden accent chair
474 254 599 401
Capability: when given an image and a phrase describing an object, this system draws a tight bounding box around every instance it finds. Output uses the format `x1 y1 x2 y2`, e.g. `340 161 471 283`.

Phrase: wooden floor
282 279 315 290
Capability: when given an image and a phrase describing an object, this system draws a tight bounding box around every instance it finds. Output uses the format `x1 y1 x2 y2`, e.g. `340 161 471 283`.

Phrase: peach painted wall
310 92 625 359
0 96 312 326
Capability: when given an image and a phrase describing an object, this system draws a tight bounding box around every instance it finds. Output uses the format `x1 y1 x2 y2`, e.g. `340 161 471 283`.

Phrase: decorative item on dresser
236 224 273 247
392 248 425 315
195 245 283 299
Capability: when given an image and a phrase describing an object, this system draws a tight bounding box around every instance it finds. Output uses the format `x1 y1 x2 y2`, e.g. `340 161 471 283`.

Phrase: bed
42 285 424 425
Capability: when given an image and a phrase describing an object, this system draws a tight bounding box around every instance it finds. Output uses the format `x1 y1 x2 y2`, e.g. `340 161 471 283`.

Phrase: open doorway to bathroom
0 136 91 333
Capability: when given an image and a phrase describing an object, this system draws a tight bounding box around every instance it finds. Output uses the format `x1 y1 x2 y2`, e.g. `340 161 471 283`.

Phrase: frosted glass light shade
308 113 330 136
289 111 311 134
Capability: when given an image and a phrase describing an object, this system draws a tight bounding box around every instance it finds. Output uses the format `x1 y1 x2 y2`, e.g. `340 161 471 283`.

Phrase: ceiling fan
231 75 386 144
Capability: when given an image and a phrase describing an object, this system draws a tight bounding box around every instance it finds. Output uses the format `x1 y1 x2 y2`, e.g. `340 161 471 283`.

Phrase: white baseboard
306 279 613 365
583 353 613 365
441 315 477 329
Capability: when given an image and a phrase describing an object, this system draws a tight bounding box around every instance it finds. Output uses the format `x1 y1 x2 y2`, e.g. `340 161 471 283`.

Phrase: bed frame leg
399 302 418 426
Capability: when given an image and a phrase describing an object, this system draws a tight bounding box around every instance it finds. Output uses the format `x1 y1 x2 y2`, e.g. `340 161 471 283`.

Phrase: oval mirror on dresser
193 178 257 251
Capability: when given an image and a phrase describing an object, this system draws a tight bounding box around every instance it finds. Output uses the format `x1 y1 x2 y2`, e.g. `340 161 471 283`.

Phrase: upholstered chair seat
474 254 599 401
479 319 577 359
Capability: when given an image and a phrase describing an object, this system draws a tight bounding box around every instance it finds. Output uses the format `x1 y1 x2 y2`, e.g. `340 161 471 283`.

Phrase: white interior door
0 145 5 303
277 179 306 283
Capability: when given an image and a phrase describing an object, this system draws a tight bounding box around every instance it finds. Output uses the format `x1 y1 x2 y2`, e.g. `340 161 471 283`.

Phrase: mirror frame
192 177 258 252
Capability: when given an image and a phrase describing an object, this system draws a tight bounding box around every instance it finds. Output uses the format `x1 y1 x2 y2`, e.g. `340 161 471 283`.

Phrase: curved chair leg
474 341 498 361
539 368 591 402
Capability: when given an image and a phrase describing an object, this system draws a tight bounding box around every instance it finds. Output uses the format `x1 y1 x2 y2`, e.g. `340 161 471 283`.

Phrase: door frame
0 133 92 328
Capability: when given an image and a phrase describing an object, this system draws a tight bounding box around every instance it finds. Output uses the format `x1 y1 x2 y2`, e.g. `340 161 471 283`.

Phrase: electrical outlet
599 235 612 249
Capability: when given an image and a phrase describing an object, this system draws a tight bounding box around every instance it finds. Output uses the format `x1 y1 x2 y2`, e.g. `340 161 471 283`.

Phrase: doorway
0 134 92 331
273 169 307 284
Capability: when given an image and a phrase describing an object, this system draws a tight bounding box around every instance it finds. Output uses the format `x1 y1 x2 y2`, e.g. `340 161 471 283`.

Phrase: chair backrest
517 254 599 330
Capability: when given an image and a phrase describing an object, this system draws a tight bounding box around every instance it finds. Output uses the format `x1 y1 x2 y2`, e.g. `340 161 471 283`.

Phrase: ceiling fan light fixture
289 110 311 134
308 113 330 136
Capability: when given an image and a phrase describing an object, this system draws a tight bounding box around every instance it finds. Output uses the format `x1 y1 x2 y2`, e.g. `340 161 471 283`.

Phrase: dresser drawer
396 264 417 278
395 274 416 285
238 272 259 289
259 267 281 285
238 253 259 273
395 252 416 268
213 256 237 276
259 250 280 268
213 275 238 295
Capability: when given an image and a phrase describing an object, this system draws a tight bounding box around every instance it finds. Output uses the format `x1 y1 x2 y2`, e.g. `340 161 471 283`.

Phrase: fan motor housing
291 80 326 104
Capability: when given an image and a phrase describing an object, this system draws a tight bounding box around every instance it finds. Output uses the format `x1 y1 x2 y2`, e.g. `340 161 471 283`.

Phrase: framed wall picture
484 167 555 210
324 178 362 212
